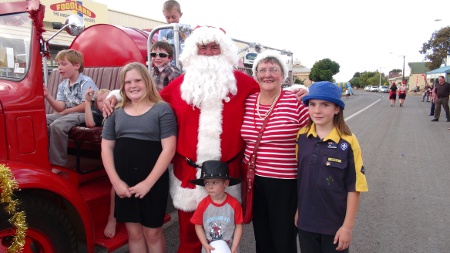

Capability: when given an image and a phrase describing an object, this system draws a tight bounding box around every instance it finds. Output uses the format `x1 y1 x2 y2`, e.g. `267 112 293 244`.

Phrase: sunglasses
150 52 169 58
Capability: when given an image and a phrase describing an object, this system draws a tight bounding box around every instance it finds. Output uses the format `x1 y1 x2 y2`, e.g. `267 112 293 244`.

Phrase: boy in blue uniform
296 81 368 253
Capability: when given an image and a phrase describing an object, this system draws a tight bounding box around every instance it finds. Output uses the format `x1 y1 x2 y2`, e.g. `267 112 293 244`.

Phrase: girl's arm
101 139 131 198
84 88 96 127
195 224 214 253
231 224 243 253
128 135 176 198
334 191 360 251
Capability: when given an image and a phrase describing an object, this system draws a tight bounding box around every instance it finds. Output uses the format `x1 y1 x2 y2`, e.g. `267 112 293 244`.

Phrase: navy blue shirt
296 125 368 235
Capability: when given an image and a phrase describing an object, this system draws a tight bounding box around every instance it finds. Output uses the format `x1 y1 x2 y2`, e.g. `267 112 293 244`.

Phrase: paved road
112 90 450 252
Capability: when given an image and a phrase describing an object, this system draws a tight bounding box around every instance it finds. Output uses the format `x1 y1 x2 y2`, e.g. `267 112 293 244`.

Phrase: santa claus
159 26 259 252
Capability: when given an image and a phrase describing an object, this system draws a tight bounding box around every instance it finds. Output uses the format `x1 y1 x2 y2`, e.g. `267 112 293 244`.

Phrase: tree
294 77 305 84
309 58 340 82
419 26 450 70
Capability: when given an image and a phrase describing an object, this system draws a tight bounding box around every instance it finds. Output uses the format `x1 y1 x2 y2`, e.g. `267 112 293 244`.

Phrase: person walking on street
431 76 450 122
389 82 397 107
430 83 436 116
398 81 407 107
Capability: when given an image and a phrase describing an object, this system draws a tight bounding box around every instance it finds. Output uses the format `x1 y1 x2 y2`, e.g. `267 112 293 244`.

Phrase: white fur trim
107 89 121 101
284 84 309 92
252 50 289 80
169 167 242 211
196 98 224 163
180 26 239 67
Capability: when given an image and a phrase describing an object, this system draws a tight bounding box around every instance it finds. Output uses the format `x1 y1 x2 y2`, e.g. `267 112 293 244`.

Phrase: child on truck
44 49 98 167
150 41 182 91
84 88 117 238
159 0 191 65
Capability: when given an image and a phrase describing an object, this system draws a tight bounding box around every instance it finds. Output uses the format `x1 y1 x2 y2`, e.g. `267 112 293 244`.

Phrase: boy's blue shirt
56 73 97 109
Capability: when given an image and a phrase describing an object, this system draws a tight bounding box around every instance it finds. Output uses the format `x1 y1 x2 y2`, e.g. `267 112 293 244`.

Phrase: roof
427 65 450 74
409 62 431 74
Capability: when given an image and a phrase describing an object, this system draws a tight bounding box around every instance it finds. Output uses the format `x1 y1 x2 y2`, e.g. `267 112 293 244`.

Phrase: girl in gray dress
102 62 177 252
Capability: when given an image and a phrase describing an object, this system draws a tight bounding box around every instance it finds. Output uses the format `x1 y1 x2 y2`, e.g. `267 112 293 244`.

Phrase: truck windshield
0 12 31 80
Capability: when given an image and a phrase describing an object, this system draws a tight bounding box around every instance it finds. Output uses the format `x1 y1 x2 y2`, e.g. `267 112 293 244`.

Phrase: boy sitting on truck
44 49 98 167
150 41 182 91
84 88 118 238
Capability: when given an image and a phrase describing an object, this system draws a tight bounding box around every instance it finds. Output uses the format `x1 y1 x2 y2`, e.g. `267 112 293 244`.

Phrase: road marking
345 99 381 121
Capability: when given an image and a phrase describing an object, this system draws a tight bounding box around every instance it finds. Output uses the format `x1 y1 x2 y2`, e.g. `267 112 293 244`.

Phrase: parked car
378 86 389 93
369 86 379 92
364 86 371 91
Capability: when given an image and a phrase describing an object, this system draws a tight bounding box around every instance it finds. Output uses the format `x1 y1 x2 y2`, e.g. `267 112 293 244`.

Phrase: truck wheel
0 196 77 253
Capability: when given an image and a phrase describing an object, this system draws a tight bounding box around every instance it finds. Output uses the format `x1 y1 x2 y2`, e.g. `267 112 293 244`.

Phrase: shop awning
426 66 450 80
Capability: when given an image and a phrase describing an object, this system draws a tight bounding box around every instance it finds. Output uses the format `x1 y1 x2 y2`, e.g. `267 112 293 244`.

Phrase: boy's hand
103 96 118 118
204 244 214 253
85 87 94 104
43 85 49 98
334 226 352 251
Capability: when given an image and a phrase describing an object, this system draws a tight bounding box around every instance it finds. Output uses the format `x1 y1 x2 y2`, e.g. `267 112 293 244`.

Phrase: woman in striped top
240 50 309 253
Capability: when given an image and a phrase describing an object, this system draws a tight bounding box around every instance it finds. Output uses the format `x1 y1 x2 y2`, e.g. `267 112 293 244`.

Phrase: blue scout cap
302 81 345 109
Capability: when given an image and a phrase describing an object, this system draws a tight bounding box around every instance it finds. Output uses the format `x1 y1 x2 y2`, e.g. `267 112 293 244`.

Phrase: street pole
379 67 382 87
402 55 405 82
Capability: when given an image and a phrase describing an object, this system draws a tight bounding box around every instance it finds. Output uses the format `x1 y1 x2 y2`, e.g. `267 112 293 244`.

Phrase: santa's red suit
160 71 259 252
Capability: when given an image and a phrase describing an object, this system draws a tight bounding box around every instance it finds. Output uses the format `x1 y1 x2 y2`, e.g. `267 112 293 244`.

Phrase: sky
92 0 450 82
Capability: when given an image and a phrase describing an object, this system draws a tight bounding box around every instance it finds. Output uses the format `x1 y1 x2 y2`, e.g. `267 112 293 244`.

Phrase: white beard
180 55 237 108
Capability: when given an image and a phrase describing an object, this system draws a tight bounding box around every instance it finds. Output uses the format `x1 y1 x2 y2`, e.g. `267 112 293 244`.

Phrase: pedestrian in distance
190 161 243 253
398 81 407 107
44 49 98 167
422 84 431 102
101 62 177 252
345 89 350 99
431 76 450 122
429 83 436 116
389 82 397 107
296 81 368 253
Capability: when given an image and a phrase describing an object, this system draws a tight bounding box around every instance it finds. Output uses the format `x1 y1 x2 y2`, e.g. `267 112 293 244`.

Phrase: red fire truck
0 1 294 252
0 1 146 252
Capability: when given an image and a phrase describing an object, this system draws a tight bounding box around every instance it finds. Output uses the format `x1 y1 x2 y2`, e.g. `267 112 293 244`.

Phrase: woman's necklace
256 92 280 119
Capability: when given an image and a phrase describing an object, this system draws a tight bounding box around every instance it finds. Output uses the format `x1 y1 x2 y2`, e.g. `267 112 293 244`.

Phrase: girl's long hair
118 62 162 107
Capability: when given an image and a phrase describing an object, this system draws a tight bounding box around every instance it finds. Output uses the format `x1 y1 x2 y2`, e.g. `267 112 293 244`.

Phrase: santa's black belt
185 153 241 168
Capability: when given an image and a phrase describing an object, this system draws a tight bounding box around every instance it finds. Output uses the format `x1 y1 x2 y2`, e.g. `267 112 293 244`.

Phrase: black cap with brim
190 160 241 186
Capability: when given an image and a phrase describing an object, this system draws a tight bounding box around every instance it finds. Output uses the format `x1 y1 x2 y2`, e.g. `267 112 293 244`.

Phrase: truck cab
0 2 134 252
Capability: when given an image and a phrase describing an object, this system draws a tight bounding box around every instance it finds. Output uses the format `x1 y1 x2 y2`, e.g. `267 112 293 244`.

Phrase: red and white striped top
241 90 309 179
